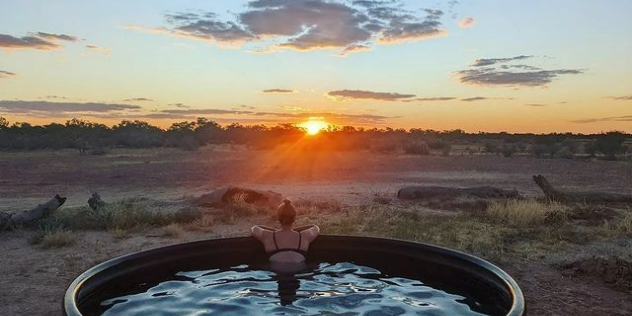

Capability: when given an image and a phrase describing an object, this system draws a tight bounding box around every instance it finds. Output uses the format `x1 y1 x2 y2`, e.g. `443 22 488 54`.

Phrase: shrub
369 138 399 153
501 145 517 157
161 223 183 238
531 144 549 158
484 142 498 154
30 226 75 248
487 199 567 227
40 199 189 231
402 140 429 155
555 146 574 159
596 131 626 160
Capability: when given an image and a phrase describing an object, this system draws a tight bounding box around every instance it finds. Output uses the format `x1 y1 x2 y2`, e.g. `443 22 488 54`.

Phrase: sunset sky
1 0 631 133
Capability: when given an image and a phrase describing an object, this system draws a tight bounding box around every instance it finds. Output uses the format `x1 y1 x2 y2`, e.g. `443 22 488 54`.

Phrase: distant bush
555 146 574 159
484 142 498 155
369 138 399 154
501 145 517 157
583 141 597 157
178 136 199 151
90 147 108 155
531 144 549 158
595 131 626 160
402 140 430 155
428 139 450 150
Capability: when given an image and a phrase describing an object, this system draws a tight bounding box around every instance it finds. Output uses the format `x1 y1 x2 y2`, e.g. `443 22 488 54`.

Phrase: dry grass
30 227 76 249
607 208 632 235
487 199 567 227
160 223 184 238
185 216 215 232
318 201 630 264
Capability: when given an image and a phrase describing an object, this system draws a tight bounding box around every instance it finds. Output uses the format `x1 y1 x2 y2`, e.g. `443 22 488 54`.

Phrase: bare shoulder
251 225 273 241
301 225 320 242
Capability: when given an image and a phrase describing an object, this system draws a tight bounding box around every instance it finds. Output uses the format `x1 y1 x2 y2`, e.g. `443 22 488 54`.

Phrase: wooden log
533 175 632 203
397 185 520 200
189 186 283 208
0 195 67 229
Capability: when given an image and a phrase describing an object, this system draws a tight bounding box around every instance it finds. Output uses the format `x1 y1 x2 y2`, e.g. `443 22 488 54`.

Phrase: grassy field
1 146 631 315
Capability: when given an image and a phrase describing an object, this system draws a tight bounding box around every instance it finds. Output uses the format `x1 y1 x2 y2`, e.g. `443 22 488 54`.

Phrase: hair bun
283 198 292 206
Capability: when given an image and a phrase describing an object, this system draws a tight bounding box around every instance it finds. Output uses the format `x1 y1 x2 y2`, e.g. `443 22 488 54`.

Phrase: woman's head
277 199 296 226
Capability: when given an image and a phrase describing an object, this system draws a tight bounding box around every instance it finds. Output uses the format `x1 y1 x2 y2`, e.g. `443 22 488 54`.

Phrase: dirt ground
1 146 631 316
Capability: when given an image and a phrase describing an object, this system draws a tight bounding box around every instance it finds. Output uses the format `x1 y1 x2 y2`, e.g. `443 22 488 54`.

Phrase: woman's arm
251 225 273 240
298 225 320 242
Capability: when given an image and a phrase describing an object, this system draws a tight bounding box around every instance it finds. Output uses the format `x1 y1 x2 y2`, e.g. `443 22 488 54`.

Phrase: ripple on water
100 262 493 316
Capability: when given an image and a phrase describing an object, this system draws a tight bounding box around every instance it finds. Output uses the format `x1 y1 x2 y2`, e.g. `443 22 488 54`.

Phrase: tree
595 131 627 160
0 116 8 129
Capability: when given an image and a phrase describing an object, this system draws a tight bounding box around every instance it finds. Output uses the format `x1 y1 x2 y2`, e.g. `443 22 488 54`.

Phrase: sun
300 119 328 135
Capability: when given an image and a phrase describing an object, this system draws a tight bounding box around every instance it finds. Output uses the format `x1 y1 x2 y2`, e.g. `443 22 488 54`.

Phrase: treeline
0 116 630 160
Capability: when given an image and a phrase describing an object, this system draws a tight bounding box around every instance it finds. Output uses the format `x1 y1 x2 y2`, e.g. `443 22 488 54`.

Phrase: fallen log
0 195 67 230
397 186 520 200
533 175 632 203
189 186 283 208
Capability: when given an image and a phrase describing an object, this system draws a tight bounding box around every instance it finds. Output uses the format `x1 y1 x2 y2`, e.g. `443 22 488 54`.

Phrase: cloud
0 100 141 113
42 95 68 100
328 89 415 101
162 109 254 115
471 55 533 67
571 115 632 123
338 43 372 56
457 69 583 87
461 97 488 102
525 103 547 107
457 56 583 87
607 96 632 101
86 44 110 52
169 103 189 108
401 97 456 102
33 32 80 42
458 17 475 29
0 70 16 78
141 0 448 54
263 89 295 94
0 32 80 50
144 107 393 125
123 97 154 102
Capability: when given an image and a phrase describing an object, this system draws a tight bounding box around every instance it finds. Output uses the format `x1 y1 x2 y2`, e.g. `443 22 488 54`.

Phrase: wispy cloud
141 107 394 125
401 97 456 102
471 55 533 67
607 96 632 101
0 100 140 113
328 89 415 101
0 70 16 78
135 0 449 55
458 17 475 29
169 103 189 108
571 115 632 123
525 103 547 107
86 44 110 51
41 95 68 100
123 97 154 102
457 56 583 87
461 97 487 102
162 109 254 115
0 32 80 50
262 89 295 94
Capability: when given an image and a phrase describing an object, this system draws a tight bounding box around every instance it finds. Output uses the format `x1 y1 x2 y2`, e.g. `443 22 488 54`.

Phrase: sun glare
300 119 328 135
